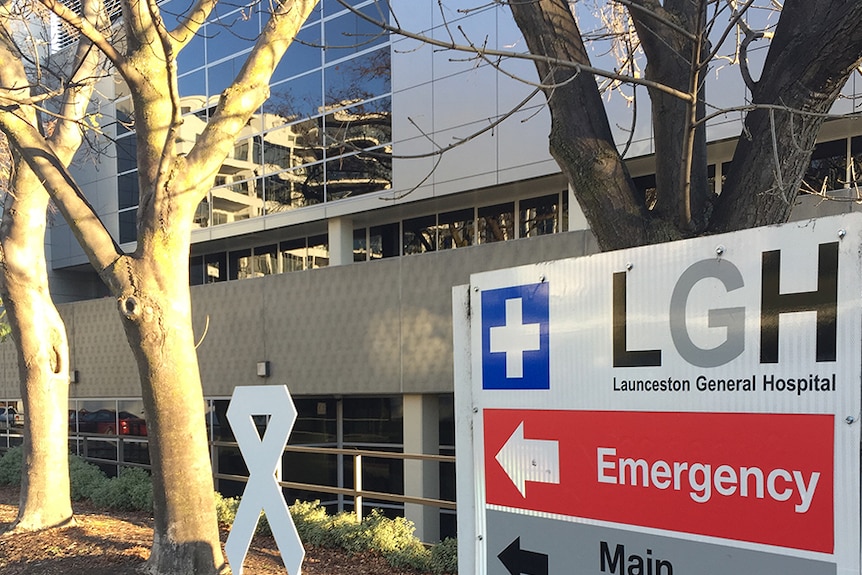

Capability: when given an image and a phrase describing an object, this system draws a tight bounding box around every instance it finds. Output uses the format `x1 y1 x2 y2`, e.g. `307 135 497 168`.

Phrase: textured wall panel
0 231 596 400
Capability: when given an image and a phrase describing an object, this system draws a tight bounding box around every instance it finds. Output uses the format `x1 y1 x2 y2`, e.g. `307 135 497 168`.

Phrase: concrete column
403 393 440 542
328 217 354 266
567 184 589 231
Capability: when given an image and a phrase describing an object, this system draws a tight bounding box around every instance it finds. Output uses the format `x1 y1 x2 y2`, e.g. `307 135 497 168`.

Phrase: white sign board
454 215 862 575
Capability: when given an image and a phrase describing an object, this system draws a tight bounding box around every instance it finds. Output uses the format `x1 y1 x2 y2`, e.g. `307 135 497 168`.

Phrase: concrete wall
0 230 597 400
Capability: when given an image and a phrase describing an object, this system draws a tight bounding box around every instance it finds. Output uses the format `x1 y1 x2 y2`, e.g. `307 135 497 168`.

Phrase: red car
70 409 147 436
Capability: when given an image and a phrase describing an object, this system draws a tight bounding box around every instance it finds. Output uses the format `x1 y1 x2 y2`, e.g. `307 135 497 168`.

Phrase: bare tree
503 0 862 248
355 0 862 249
0 0 107 532
0 0 319 573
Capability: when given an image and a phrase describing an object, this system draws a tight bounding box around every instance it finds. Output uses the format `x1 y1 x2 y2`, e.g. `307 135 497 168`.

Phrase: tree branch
185 0 321 188
341 0 695 103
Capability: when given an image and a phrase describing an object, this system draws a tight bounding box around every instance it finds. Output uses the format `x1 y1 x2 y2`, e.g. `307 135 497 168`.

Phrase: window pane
119 209 137 244
353 227 367 261
477 202 514 243
802 139 847 194
369 222 399 259
850 136 862 187
116 135 136 174
403 215 436 255
342 397 403 445
118 172 139 209
323 4 389 62
324 47 391 107
519 193 559 238
252 244 278 276
206 7 260 63
439 208 474 249
204 252 226 283
228 248 251 280
307 234 329 268
190 256 204 286
291 398 338 444
268 72 323 123
324 152 391 201
115 97 134 135
272 24 323 83
281 238 306 272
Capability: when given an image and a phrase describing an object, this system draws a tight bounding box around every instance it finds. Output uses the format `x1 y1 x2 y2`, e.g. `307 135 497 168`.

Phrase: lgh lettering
613 242 838 368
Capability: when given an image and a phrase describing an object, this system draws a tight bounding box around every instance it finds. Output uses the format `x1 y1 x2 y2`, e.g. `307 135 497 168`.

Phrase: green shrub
0 446 23 486
69 455 109 500
214 491 240 525
429 537 458 574
89 467 153 511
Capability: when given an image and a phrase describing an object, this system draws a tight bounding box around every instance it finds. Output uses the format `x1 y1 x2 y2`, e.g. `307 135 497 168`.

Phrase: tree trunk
0 161 73 531
108 243 224 574
710 0 862 233
508 0 655 250
630 0 709 231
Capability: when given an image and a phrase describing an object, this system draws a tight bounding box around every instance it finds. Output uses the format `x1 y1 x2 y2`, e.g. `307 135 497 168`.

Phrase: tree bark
629 0 709 231
708 0 862 233
508 0 655 250
0 160 73 532
111 246 226 574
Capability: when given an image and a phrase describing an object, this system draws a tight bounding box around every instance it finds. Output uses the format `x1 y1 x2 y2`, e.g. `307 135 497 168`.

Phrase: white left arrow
495 421 560 497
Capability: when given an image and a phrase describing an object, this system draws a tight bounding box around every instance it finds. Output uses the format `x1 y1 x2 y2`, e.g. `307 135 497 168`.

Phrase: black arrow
498 536 549 575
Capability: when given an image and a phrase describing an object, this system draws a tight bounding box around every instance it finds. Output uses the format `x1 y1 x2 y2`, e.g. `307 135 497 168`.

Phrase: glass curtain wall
119 0 394 243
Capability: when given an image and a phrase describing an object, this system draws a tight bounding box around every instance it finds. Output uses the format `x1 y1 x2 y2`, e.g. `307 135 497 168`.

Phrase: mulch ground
0 486 425 574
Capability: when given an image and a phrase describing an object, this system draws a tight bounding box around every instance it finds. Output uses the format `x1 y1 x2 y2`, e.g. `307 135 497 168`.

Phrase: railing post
354 453 362 522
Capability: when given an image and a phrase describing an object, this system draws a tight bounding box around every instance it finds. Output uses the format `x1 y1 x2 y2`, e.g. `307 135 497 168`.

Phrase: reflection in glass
205 252 226 282
116 135 136 173
342 396 403 445
323 4 389 62
228 249 252 280
178 70 206 99
253 244 278 276
478 203 515 244
369 222 399 259
324 153 391 201
439 208 474 249
353 228 367 261
307 234 329 268
519 193 559 238
118 172 139 209
119 209 136 244
403 215 436 255
802 139 848 194
324 48 391 107
291 398 338 444
852 137 862 187
206 7 261 63
272 24 323 84
265 163 324 212
208 55 247 97
190 256 204 285
268 72 323 124
115 97 133 134
280 238 306 272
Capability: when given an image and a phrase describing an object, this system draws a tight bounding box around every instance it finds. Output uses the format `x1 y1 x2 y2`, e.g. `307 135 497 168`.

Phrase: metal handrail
62 432 457 518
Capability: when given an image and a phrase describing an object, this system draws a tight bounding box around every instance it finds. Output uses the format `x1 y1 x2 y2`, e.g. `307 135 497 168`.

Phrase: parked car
0 406 23 426
70 409 147 436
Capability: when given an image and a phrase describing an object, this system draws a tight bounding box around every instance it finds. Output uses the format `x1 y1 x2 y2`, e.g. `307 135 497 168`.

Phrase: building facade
1 0 862 542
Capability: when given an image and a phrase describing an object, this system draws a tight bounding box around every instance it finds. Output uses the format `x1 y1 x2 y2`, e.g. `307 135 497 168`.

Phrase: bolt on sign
452 214 862 575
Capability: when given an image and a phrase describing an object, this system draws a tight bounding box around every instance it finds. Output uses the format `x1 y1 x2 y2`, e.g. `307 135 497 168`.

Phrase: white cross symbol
489 297 541 378
225 385 305 575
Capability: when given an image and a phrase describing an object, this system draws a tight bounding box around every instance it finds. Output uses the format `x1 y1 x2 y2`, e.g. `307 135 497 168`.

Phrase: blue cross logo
481 283 550 390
